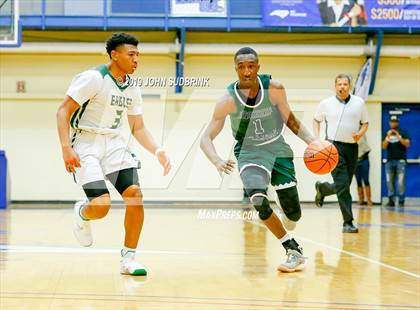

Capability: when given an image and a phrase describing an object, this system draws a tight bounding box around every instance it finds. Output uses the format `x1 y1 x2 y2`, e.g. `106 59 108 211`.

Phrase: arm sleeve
66 70 102 105
314 101 326 122
360 102 369 124
127 87 144 116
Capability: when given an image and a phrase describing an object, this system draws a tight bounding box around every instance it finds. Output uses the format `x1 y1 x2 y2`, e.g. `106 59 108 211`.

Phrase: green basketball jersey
227 74 285 147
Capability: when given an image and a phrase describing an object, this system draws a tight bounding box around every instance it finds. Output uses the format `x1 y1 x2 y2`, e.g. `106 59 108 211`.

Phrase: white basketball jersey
67 64 143 135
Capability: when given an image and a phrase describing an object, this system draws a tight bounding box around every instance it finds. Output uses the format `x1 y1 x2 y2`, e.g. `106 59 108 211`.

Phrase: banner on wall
353 58 372 100
263 0 420 27
171 0 227 17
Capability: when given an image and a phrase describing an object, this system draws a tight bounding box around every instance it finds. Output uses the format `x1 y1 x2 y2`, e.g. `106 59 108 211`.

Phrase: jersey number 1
252 119 265 134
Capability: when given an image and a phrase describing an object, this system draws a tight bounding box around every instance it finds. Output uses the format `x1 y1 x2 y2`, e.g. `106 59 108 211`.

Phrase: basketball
304 141 339 175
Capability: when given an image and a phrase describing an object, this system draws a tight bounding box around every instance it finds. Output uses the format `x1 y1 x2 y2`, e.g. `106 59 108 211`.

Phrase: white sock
121 247 136 259
279 233 292 244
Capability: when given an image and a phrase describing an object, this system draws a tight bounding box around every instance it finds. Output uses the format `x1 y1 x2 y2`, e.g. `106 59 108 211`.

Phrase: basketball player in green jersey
201 47 316 272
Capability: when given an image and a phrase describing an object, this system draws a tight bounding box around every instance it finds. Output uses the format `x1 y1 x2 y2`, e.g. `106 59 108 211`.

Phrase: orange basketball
304 141 339 175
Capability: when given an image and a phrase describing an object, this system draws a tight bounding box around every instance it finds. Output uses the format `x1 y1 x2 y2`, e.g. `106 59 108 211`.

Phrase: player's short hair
106 33 139 57
234 47 258 63
335 74 352 84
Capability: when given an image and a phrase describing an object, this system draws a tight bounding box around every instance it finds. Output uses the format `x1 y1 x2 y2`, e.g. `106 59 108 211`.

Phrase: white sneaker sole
277 263 305 273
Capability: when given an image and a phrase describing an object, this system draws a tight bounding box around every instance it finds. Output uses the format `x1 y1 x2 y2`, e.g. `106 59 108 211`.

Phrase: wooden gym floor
0 203 419 309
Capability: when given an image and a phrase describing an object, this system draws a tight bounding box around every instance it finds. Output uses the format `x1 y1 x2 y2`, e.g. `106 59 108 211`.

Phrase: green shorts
234 140 297 189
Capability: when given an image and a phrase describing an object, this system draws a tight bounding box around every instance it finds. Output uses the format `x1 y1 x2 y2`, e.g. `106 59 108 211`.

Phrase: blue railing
13 0 418 33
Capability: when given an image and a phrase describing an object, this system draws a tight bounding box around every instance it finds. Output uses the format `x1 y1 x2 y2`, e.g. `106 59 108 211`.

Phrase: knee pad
240 166 272 220
82 180 109 201
250 193 273 220
240 166 270 197
276 186 301 222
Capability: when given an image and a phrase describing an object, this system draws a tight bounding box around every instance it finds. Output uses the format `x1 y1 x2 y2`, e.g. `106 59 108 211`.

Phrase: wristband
154 148 164 156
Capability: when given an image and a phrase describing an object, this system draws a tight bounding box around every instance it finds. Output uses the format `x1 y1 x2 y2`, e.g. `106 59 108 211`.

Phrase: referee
313 74 369 233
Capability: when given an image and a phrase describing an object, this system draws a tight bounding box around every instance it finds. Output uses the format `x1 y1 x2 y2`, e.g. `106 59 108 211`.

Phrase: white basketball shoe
120 250 147 276
277 249 306 273
73 200 93 247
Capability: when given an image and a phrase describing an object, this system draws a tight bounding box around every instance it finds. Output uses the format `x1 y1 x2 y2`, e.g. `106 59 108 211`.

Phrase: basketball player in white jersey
57 33 171 276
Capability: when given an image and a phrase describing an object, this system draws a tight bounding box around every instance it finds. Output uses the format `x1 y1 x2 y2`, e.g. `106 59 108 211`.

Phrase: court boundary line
0 245 261 257
247 220 420 280
298 235 420 280
1 291 418 309
0 295 371 310
2 231 420 279
1 243 419 308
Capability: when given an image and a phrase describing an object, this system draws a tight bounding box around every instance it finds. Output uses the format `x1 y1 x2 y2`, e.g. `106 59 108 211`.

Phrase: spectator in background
355 135 372 206
382 116 410 207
